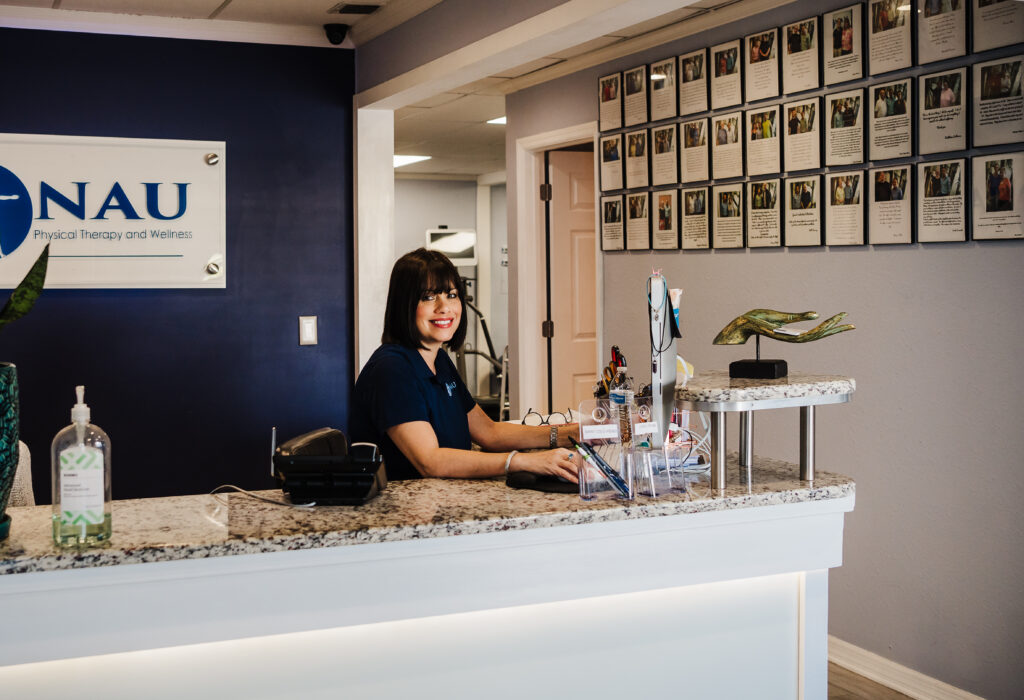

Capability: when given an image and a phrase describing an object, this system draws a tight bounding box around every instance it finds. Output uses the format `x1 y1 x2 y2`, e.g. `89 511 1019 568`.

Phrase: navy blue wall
0 29 354 500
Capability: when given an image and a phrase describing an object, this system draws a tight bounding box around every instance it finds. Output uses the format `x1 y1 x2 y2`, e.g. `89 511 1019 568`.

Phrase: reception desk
0 457 854 699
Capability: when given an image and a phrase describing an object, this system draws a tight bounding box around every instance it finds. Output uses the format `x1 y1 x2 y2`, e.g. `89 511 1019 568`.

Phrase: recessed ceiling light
487 116 507 125
394 155 431 168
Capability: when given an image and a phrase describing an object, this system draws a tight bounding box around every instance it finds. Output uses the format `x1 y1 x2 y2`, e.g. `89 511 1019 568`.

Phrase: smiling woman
349 248 579 482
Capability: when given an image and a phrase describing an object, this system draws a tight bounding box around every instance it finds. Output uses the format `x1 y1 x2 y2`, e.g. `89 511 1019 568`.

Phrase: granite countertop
0 454 854 576
676 370 856 403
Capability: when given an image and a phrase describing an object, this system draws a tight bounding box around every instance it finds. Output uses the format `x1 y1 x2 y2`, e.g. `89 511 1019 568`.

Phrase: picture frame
746 179 782 248
626 191 652 249
823 4 864 86
711 111 744 180
868 0 912 76
919 67 967 154
868 77 912 161
624 65 649 127
972 153 1023 240
651 124 679 186
785 175 823 246
918 0 965 64
601 195 626 250
744 28 780 102
652 189 680 249
712 182 745 248
972 0 1024 53
745 104 781 176
868 166 912 244
681 186 711 249
625 129 650 189
710 39 743 110
784 97 821 172
599 134 624 192
681 117 710 183
679 48 709 116
599 72 622 131
650 56 679 122
973 55 1024 148
825 170 865 245
782 17 820 94
917 158 966 242
825 88 864 166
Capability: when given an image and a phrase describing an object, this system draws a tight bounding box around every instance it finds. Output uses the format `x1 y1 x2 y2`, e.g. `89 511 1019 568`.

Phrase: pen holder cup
578 444 630 501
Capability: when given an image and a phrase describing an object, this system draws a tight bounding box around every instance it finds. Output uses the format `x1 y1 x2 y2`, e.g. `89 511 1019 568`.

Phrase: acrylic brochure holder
576 399 629 501
629 396 675 497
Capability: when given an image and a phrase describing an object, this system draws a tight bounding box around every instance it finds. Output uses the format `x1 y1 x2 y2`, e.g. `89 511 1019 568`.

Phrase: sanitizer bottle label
59 445 105 526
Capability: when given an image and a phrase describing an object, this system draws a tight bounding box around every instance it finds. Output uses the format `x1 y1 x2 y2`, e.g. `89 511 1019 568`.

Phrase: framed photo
650 57 678 122
972 153 1023 240
599 72 622 131
747 179 782 247
599 134 624 192
869 166 912 244
681 118 710 183
973 56 1024 148
653 189 680 249
782 17 820 94
919 68 967 154
711 112 743 180
824 4 863 86
825 88 864 166
624 65 649 127
785 176 823 246
917 159 966 242
972 0 1024 53
651 124 679 186
918 0 965 64
868 78 912 161
712 183 745 248
745 105 781 176
625 129 649 189
601 195 626 250
710 39 742 110
745 29 779 102
868 0 912 76
626 192 652 249
679 49 708 116
681 187 710 249
825 170 865 245
784 97 821 172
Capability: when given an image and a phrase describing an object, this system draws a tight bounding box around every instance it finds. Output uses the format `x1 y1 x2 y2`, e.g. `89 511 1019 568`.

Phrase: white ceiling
1 0 763 177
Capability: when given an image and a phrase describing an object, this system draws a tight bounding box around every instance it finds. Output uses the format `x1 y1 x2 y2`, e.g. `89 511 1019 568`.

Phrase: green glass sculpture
713 309 855 379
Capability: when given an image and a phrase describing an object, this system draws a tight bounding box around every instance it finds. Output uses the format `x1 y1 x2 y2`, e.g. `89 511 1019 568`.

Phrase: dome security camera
324 23 349 45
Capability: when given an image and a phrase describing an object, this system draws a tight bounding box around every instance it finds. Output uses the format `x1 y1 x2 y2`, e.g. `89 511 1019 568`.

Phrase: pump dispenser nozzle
71 385 90 425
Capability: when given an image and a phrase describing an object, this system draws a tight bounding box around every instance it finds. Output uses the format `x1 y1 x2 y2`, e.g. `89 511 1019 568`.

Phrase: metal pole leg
739 411 754 466
800 405 815 481
710 411 726 490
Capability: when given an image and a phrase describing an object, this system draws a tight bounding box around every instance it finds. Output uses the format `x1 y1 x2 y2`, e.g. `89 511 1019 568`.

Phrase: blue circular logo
0 165 32 257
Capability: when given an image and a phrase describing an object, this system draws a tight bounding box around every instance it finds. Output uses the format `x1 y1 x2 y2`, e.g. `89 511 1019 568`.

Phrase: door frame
512 122 602 418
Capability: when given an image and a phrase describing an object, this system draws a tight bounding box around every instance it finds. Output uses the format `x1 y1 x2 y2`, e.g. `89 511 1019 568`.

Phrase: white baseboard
828 636 985 700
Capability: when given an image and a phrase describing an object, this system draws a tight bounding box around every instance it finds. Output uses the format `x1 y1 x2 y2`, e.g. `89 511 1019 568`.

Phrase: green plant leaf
0 244 50 332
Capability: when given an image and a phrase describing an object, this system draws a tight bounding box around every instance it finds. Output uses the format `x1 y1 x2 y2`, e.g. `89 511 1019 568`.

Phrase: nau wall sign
0 133 226 289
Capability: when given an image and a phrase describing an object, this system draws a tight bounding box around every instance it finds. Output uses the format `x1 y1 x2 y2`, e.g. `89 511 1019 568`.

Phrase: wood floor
829 663 914 699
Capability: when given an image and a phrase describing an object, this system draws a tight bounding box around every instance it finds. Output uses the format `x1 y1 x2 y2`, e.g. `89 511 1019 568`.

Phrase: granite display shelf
0 454 853 576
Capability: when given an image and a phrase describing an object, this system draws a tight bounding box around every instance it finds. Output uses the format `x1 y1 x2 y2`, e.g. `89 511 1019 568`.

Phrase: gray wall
505 3 1024 698
489 184 510 356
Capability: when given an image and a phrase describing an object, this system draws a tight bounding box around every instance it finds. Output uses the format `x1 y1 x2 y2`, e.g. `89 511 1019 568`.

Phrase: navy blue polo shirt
349 344 476 480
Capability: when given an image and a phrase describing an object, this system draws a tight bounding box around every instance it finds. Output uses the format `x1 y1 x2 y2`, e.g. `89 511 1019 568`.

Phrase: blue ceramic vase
0 362 19 540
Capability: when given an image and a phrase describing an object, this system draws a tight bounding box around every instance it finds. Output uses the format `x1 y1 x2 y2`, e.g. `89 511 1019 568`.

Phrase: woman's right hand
511 448 579 483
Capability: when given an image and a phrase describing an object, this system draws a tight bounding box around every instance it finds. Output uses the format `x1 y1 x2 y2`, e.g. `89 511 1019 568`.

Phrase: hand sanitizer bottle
51 386 112 547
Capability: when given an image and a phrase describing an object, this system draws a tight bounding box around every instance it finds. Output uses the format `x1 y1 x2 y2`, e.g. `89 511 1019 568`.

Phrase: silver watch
549 425 558 448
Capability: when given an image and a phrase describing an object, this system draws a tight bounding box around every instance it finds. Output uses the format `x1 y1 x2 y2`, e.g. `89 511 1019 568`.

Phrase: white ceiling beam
346 0 444 45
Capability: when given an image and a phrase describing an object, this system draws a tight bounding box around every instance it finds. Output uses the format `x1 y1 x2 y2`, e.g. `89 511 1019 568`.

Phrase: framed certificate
626 192 651 249
785 176 823 246
624 65 649 127
745 28 779 102
918 0 965 64
972 153 1024 240
679 49 708 116
868 0 912 76
825 88 864 166
681 187 710 249
601 195 626 250
869 166 912 244
650 57 678 122
746 179 782 247
681 118 710 183
599 134 624 192
652 189 680 249
973 56 1024 148
825 171 865 245
784 97 821 172
625 129 649 189
823 4 863 86
712 183 745 248
710 40 742 110
711 112 743 180
973 0 1024 52
919 68 967 154
917 158 966 242
651 124 679 186
782 17 820 95
868 78 912 161
745 105 780 176
599 72 622 131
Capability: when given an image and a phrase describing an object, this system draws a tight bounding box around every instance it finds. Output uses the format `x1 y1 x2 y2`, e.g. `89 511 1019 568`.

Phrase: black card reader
273 427 387 505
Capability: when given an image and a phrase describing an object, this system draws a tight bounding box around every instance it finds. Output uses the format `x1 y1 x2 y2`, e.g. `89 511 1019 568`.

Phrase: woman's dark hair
382 248 467 350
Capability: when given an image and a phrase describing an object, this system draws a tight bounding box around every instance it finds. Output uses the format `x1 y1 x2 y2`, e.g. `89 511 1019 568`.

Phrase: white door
548 150 598 413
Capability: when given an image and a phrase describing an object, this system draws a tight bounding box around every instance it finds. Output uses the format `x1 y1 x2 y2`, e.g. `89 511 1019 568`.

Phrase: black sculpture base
729 359 788 379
